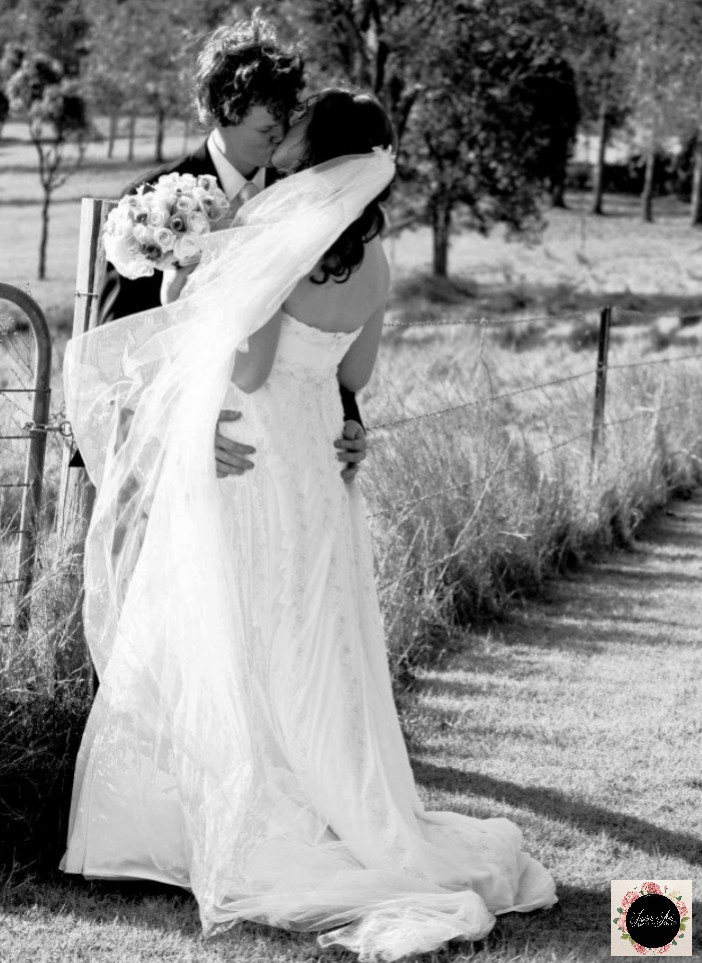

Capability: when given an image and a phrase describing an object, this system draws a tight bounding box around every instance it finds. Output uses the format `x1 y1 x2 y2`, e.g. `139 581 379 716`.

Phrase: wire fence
368 397 698 521
2 291 702 634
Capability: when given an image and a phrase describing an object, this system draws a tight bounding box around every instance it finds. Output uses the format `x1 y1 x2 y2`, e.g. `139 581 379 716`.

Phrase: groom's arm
339 384 362 429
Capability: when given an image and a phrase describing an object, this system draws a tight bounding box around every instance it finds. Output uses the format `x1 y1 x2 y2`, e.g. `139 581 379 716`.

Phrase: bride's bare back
232 235 390 394
283 235 390 334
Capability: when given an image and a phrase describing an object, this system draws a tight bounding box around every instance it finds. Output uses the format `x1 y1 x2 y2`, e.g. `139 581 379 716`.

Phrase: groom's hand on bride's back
336 420 367 483
215 410 256 477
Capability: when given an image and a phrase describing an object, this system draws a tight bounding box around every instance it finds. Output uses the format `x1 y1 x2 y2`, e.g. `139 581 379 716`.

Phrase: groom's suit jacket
70 140 362 467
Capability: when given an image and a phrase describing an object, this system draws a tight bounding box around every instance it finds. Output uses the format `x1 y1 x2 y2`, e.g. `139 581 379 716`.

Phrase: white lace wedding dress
62 309 556 960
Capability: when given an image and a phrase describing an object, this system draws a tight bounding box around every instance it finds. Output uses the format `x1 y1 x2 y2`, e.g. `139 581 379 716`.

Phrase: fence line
367 367 598 433
606 351 702 373
383 304 702 329
368 396 697 521
2 281 702 638
384 308 592 328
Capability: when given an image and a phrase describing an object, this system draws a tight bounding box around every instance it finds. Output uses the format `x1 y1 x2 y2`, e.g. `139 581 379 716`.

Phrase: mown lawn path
405 488 702 960
2 494 701 962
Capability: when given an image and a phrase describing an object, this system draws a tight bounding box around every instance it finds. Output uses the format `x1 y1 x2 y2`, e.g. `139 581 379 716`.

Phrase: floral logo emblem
611 881 691 956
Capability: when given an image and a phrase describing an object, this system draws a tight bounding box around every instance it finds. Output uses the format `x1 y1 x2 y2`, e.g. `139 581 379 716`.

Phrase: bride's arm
231 309 284 393
337 301 386 393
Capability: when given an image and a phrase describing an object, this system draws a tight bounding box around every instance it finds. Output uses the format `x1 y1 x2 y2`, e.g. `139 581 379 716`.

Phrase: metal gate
0 283 53 632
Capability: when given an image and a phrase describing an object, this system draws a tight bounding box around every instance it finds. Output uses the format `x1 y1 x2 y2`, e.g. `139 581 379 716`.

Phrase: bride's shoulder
363 235 390 288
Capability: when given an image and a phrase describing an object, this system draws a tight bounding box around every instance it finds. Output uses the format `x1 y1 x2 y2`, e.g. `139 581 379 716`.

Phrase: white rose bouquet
103 172 231 280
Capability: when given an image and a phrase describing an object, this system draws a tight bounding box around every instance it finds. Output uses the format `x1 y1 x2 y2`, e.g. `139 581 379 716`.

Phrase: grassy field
2 494 701 962
2 117 702 961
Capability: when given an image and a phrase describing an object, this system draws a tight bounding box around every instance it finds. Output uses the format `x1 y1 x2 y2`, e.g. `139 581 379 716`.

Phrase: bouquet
103 172 232 280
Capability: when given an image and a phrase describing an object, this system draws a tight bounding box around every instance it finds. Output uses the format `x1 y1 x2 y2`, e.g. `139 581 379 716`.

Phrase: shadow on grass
7 873 675 960
0 873 617 961
470 492 702 657
411 758 702 870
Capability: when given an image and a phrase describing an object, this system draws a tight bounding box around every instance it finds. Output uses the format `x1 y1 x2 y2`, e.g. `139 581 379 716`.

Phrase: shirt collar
207 131 266 200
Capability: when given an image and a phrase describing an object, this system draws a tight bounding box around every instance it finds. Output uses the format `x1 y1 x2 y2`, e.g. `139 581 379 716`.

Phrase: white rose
174 194 196 214
147 206 168 227
132 223 154 244
106 215 132 239
197 174 217 192
156 172 182 190
186 210 210 235
153 227 176 251
173 233 202 265
105 235 154 279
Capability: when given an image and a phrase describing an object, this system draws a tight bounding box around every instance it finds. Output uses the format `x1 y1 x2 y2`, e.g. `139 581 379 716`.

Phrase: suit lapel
182 140 220 181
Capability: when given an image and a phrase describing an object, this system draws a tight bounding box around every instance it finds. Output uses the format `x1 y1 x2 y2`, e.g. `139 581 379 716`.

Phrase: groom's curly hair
195 11 304 128
294 89 396 285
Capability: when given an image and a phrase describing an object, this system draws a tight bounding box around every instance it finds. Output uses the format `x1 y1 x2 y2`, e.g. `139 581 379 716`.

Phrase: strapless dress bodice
273 312 362 373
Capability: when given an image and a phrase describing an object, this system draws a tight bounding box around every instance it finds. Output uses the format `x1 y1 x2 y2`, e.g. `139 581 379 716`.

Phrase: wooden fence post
56 198 114 687
590 304 613 468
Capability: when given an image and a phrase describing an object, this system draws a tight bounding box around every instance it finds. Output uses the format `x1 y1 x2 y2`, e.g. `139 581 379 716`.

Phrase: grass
2 495 701 961
2 118 702 960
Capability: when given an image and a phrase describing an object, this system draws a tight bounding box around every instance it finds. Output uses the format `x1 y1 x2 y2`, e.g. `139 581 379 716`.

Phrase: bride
61 88 556 960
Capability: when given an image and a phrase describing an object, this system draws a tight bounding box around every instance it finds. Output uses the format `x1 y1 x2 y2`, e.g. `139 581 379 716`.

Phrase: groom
89 12 367 481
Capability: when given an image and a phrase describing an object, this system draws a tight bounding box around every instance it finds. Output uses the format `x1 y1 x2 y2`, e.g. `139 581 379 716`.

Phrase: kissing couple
61 10 557 961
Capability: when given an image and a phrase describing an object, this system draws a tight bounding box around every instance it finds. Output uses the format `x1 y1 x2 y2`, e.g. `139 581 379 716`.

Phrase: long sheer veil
64 149 394 680
62 148 559 957
62 152 395 905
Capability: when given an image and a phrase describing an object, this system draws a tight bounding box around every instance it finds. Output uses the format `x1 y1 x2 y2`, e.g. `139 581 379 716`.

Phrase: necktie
238 181 260 204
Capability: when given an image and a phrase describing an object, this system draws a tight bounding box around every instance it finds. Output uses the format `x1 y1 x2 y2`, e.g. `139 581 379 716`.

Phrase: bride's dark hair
295 88 396 284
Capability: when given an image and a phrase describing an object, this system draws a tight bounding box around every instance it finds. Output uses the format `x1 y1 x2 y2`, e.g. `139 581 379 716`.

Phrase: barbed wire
367 367 598 433
367 398 695 520
383 303 702 329
606 350 702 373
384 308 592 328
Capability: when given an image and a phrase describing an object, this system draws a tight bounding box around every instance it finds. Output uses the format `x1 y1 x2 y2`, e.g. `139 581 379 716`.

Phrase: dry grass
2 119 702 961
2 495 701 961
359 319 702 674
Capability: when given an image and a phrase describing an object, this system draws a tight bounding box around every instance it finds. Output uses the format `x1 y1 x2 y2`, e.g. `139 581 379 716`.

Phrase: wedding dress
61 151 556 960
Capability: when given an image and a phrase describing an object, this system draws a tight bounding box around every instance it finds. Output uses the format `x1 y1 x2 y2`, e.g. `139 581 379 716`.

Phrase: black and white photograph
0 1 700 960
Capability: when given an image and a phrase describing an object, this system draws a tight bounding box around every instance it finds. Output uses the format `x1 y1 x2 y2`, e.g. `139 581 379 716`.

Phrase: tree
5 49 88 278
616 0 690 222
0 86 8 139
273 0 599 275
404 2 572 275
269 0 429 150
83 0 208 164
12 0 90 75
520 57 581 209
660 0 702 225
562 0 626 215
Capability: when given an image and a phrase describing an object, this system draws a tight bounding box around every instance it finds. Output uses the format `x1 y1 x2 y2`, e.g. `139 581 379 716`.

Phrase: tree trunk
127 111 136 160
550 170 567 209
690 133 702 226
38 191 50 280
431 193 452 277
154 107 166 163
641 141 656 223
107 110 118 158
591 94 609 215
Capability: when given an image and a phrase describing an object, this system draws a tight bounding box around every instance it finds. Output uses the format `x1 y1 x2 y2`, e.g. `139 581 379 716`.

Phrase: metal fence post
0 283 52 631
590 304 613 468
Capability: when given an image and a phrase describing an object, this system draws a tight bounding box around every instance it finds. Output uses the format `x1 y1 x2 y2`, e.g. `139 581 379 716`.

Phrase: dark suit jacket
71 140 362 467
